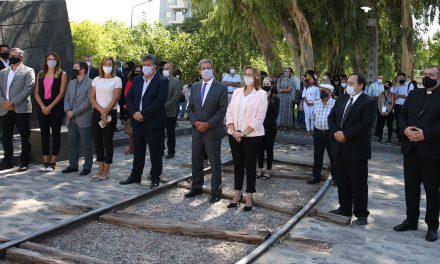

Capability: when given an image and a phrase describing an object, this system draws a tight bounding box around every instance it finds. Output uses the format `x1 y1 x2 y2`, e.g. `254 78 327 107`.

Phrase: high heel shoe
227 193 243 208
244 197 253 212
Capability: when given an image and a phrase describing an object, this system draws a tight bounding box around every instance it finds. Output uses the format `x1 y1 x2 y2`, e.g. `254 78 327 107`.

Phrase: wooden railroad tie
284 236 332 252
308 209 351 226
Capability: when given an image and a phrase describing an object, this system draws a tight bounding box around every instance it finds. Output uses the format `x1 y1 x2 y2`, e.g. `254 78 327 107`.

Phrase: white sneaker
45 164 55 172
38 164 48 172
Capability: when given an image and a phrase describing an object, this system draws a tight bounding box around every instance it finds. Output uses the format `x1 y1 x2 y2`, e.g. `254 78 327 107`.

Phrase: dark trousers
191 131 223 193
258 126 277 170
297 108 305 127
130 126 165 183
335 156 369 218
92 109 117 163
1 111 31 166
374 110 394 140
404 148 440 230
394 104 403 141
229 135 262 193
165 117 177 155
37 110 63 156
312 129 335 181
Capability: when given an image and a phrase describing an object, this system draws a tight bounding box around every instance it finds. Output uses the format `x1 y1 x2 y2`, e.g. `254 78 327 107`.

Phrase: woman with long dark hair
123 64 142 154
34 52 67 172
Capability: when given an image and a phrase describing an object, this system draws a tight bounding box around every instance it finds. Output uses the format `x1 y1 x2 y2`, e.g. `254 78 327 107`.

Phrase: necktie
200 82 207 106
341 97 353 126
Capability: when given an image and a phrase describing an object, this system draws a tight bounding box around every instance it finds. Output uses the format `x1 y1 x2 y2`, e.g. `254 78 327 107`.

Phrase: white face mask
230 69 236 74
162 70 170 77
345 85 356 95
377 79 383 84
143 66 155 75
175 75 180 79
244 76 254 86
47 60 57 68
86 61 91 67
341 83 347 88
323 76 328 80
201 69 213 80
102 66 112 74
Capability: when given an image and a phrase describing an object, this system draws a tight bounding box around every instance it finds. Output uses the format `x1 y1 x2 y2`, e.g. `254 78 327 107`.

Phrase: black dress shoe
165 154 175 159
307 177 320 184
62 167 79 174
184 188 203 198
426 229 438 242
16 166 28 172
328 208 351 217
0 162 13 170
393 220 418 232
119 178 141 185
352 217 368 225
150 182 160 189
209 192 222 203
79 169 91 176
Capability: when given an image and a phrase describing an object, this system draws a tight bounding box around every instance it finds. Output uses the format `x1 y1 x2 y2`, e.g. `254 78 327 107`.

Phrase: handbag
298 99 304 111
123 119 133 135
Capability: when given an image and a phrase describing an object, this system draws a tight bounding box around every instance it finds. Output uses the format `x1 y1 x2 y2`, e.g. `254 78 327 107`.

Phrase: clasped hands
334 131 346 143
232 130 245 142
404 126 424 142
194 121 209 133
1 101 14 111
133 111 144 122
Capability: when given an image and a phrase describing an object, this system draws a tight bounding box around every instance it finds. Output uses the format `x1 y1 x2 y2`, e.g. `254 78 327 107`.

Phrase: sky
66 0 440 40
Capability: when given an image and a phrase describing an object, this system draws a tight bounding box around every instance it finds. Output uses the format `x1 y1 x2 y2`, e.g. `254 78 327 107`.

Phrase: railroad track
0 157 334 264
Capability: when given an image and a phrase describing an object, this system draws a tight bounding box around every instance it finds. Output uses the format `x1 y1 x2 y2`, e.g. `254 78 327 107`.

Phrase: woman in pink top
34 52 67 172
225 66 268 211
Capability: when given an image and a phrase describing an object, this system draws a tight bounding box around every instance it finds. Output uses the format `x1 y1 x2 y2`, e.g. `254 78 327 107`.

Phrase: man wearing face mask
392 72 412 142
120 54 169 188
308 84 336 185
364 74 384 100
328 73 376 225
222 65 241 103
185 59 228 203
0 48 35 171
81 54 99 79
393 65 440 242
0 44 9 71
163 63 182 159
62 62 93 176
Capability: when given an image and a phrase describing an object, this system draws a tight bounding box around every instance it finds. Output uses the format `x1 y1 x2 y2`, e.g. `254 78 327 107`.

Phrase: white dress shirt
201 77 214 106
6 64 22 100
343 91 362 118
140 76 152 111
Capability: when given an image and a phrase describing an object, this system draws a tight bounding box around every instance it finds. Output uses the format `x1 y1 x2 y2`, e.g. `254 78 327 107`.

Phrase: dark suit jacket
0 60 7 71
126 72 169 129
328 93 376 160
88 66 99 79
399 88 440 159
187 79 228 140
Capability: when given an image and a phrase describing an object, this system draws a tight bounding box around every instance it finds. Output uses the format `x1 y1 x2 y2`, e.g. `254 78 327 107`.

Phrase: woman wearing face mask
374 81 395 143
302 72 320 134
257 78 280 179
276 68 295 131
122 65 142 154
226 66 268 212
34 52 67 172
89 57 122 180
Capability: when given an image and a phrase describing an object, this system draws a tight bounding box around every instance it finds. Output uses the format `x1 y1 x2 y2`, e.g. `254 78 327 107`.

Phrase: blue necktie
200 82 207 105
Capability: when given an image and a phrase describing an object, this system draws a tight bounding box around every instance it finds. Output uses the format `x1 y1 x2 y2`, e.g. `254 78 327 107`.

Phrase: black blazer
88 66 99 79
0 60 7 71
399 88 440 159
126 72 169 129
328 93 376 160
264 96 280 129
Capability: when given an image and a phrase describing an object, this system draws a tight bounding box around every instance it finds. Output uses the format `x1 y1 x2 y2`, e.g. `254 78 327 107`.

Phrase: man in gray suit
163 63 182 159
0 48 35 171
185 59 228 203
62 62 93 176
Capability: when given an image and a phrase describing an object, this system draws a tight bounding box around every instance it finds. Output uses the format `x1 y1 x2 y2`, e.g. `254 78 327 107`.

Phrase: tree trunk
287 0 314 72
367 18 379 84
350 42 364 73
328 45 343 78
401 0 414 77
279 12 301 75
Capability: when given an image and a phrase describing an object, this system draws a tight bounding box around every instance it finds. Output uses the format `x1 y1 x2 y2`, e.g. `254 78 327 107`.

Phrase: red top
124 79 133 109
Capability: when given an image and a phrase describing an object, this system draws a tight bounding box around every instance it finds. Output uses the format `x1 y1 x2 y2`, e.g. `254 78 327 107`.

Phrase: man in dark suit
0 44 9 71
328 73 376 225
81 54 99 79
185 59 228 203
0 47 35 171
119 54 168 188
393 65 440 242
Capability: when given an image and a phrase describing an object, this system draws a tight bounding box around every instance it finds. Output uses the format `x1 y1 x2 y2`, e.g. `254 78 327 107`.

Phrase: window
166 12 172 18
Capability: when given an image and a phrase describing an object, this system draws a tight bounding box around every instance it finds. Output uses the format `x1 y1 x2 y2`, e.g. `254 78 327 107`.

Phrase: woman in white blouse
225 66 268 212
89 57 122 180
302 73 320 134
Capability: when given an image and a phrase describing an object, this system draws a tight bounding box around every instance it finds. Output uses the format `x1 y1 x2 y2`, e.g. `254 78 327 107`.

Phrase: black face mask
0 52 9 60
132 72 142 78
422 76 438 89
72 69 80 80
9 56 21 65
399 79 405 85
262 86 271 92
320 91 328 99
384 86 390 90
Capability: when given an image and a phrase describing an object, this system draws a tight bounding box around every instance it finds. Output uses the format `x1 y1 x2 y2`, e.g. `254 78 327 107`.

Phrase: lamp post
131 0 153 28
362 1 378 85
